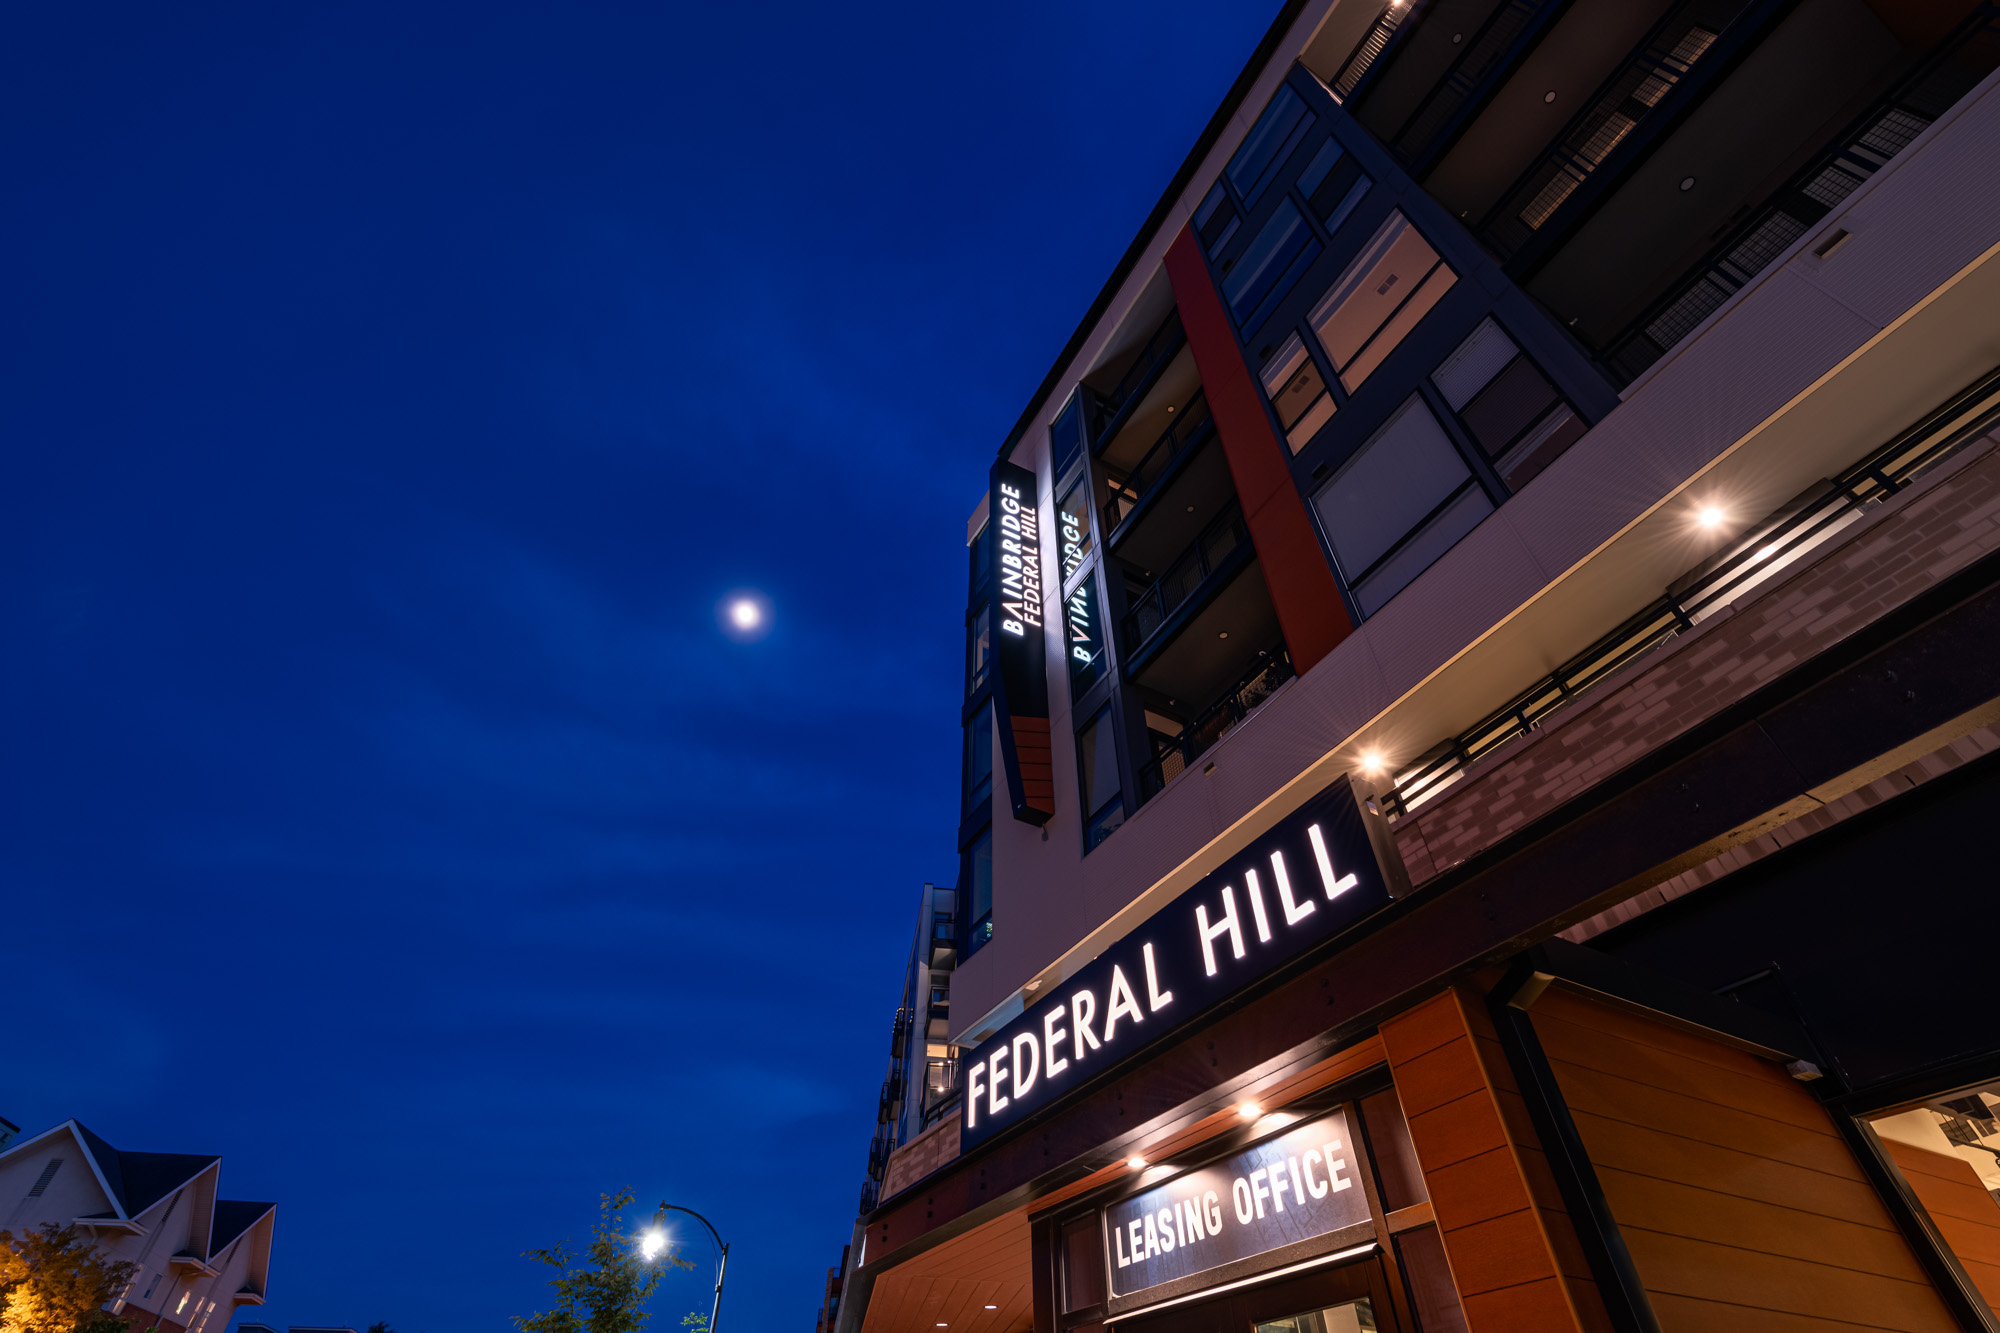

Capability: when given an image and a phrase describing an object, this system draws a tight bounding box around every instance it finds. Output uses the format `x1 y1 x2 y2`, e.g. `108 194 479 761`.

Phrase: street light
648 1202 730 1333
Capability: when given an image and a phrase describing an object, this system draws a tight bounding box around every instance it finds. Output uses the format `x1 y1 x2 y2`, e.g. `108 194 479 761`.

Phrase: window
1077 707 1126 851
1063 576 1105 695
962 829 994 958
1058 480 1093 585
965 607 991 695
1228 84 1316 207
1061 1213 1106 1314
1261 332 1336 454
1865 1080 2000 1315
1310 212 1457 393
1312 395 1493 616
1295 138 1372 234
1195 182 1240 256
1223 199 1322 333
969 518 991 590
1051 394 1085 484
1431 318 1586 490
964 701 993 811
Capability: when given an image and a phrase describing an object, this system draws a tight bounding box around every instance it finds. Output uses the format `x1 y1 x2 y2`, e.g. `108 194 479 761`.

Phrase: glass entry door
1117 1255 1401 1333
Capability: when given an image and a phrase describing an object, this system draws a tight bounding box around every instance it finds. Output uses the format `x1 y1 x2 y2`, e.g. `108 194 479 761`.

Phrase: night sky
1 3 1271 1329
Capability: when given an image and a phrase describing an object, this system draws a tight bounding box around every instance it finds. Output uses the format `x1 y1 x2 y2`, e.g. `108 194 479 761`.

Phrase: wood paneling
1532 988 1959 1331
861 1207 1035 1333
1381 990 1610 1333
1883 1137 2000 1311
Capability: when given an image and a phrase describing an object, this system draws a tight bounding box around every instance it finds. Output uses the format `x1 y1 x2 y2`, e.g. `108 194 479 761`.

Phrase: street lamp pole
652 1203 729 1333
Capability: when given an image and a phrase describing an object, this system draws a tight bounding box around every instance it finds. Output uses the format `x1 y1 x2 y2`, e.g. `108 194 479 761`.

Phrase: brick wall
1393 434 2000 887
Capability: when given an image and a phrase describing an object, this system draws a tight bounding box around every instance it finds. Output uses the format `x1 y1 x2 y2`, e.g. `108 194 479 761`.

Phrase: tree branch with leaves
0 1223 139 1333
514 1190 703 1333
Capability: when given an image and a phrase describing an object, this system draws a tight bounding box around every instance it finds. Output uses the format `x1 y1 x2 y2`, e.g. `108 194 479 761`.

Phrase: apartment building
0 1119 276 1333
835 1 2000 1330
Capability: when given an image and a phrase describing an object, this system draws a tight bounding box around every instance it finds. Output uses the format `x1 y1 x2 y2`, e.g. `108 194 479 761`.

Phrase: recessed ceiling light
1236 1102 1261 1120
1680 176 1697 191
1219 631 1229 639
1697 505 1725 529
1543 89 1557 103
984 1306 998 1311
1126 1154 1147 1170
1359 749 1386 777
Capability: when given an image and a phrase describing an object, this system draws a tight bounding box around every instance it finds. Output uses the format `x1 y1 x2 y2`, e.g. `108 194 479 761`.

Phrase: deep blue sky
0 3 1271 1329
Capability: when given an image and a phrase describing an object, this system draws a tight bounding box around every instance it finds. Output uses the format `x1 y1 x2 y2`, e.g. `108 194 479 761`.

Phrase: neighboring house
0 1119 275 1333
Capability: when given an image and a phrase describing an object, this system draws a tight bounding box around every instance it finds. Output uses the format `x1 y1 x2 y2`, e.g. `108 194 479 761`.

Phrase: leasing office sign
961 776 1405 1151
1105 1109 1370 1298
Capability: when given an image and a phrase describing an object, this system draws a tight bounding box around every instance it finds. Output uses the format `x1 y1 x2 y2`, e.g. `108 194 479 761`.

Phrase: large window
1058 478 1094 584
1051 393 1085 484
1227 83 1316 207
1077 706 1126 852
969 518 991 590
962 828 993 958
966 606 991 696
1866 1079 2000 1316
1309 212 1457 394
1063 575 1105 695
1261 331 1337 455
1312 395 1493 616
1224 199 1322 333
964 701 993 813
1431 318 1587 491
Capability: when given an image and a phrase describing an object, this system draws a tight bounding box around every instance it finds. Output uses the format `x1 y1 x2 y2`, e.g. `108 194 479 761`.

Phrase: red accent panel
1012 716 1056 818
1164 224 1353 674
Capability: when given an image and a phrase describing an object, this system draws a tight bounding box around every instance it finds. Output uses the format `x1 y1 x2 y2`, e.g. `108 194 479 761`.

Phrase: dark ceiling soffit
860 547 2000 1263
993 0 1315 464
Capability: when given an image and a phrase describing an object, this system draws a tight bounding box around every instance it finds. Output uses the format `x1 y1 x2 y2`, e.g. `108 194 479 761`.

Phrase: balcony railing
1327 0 1420 103
1138 647 1295 802
919 1057 960 1128
1380 366 2000 819
1100 391 1216 540
1479 0 1773 263
1379 0 1563 171
1090 310 1186 449
1121 504 1250 655
1602 6 2000 383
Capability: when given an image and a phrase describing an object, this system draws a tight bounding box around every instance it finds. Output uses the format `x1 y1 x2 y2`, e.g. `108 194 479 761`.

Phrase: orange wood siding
1531 989 1960 1331
1883 1137 2000 1312
1381 990 1611 1332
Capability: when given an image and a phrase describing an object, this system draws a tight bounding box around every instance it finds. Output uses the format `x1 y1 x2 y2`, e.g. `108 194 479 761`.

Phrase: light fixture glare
1236 1102 1262 1120
1125 1154 1147 1170
1697 505 1726 529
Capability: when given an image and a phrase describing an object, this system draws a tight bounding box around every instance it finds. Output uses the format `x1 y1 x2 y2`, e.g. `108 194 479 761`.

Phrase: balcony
928 912 956 970
919 1057 961 1128
1086 309 1186 451
1121 504 1254 660
1598 9 2000 382
1138 646 1295 802
1099 390 1218 545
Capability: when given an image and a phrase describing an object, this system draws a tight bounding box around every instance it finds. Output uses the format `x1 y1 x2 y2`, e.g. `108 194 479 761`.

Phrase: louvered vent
27 1158 64 1197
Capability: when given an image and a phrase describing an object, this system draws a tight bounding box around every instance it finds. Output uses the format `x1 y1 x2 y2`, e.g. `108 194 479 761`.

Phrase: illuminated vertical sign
990 459 1054 825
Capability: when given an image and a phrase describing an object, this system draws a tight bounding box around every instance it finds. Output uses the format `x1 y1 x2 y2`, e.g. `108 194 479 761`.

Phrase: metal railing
1100 391 1216 539
1327 0 1421 103
1121 504 1250 654
1091 311 1186 448
1380 367 2000 818
1138 646 1296 802
919 1057 960 1128
1602 5 2000 383
1479 0 1769 261
1383 0 1560 169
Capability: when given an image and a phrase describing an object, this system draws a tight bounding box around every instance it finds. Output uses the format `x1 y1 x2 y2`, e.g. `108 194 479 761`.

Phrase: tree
514 1190 696 1333
0 1224 138 1333
365 1324 395 1333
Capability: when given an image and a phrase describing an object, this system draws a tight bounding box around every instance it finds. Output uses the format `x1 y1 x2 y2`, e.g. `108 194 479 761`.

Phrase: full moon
730 599 761 629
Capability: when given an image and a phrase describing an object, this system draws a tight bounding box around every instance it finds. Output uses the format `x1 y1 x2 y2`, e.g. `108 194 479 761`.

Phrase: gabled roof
0 1120 222 1223
210 1200 277 1255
